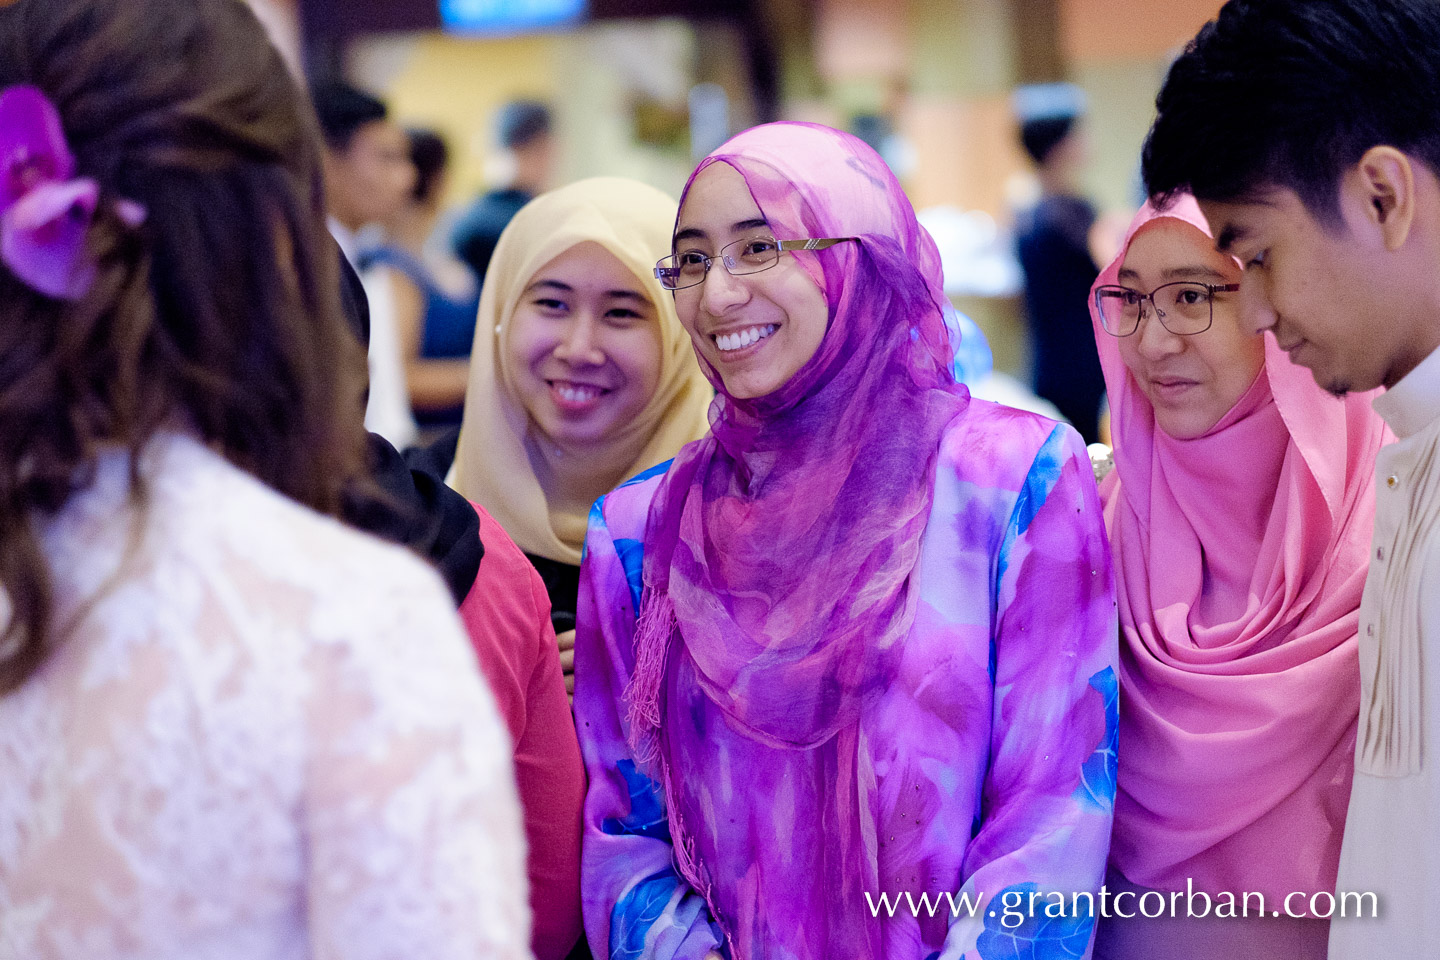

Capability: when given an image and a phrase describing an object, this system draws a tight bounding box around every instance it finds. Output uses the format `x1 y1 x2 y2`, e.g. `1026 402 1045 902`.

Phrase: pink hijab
1096 197 1389 901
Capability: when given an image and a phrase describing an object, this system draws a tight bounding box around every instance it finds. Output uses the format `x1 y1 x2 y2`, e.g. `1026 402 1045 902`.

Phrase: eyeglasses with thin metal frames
654 235 858 291
1094 280 1241 337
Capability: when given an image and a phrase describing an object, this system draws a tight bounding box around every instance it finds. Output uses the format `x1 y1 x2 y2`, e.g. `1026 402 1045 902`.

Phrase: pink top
459 503 586 960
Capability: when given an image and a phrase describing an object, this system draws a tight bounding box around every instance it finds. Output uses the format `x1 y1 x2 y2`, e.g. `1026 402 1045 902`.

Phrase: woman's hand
557 628 576 701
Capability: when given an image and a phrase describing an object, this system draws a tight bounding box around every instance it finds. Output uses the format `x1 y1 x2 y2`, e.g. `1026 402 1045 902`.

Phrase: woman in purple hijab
573 122 1118 960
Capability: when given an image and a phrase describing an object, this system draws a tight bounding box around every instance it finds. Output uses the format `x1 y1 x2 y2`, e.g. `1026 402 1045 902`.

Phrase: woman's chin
715 368 790 401
533 407 625 450
1154 410 1217 441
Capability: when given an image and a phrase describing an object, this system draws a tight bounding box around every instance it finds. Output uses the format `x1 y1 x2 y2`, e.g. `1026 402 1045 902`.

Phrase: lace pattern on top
0 434 530 960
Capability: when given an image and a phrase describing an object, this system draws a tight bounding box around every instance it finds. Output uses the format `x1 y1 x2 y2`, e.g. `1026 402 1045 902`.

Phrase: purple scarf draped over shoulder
624 122 971 950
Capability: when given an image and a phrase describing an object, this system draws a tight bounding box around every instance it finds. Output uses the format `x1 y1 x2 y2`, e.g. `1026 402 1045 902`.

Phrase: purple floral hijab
625 122 971 947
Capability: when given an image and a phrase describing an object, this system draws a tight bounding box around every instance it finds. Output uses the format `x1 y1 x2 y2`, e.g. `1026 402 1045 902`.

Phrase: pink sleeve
458 503 586 960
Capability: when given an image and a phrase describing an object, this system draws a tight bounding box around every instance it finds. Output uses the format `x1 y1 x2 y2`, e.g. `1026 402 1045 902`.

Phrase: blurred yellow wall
1063 0 1222 212
350 32 560 208
812 0 1220 217
351 23 700 208
813 0 1026 217
1063 0 1223 61
346 0 1223 219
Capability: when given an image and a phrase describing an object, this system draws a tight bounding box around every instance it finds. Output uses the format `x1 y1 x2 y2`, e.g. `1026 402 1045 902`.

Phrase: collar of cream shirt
328 216 359 268
1375 342 1440 440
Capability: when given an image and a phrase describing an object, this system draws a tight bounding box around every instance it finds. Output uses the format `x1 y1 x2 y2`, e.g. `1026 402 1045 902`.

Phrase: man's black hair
497 99 552 151
1142 0 1440 223
310 79 388 152
407 128 449 205
1021 115 1077 166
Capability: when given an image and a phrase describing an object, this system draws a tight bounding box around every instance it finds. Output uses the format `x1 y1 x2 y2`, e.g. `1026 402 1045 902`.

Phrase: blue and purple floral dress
574 402 1119 960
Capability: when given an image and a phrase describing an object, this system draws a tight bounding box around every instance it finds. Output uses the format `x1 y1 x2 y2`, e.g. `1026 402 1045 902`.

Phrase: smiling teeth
715 324 778 352
556 383 602 402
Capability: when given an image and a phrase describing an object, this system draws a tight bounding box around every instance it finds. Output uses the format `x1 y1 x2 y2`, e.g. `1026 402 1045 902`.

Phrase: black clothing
338 236 370 345
335 243 484 607
1015 194 1108 444
346 434 483 607
451 187 533 284
524 552 580 636
402 425 461 483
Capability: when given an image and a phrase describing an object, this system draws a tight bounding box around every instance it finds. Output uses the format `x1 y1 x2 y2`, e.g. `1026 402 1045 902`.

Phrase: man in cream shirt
311 79 420 451
1133 0 1440 953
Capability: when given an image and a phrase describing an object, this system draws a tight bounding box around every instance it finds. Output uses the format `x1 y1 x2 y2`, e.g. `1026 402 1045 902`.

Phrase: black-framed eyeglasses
654 235 858 291
1094 281 1241 337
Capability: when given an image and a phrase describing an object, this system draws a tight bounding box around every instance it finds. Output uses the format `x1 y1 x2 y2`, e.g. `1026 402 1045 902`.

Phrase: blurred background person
0 1 528 957
312 78 420 449
362 128 478 435
452 99 556 289
1013 81 1109 444
448 177 712 699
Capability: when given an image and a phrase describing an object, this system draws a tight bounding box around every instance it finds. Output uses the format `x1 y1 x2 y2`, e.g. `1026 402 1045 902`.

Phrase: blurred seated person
451 100 554 287
362 129 478 432
1014 82 1108 444
312 78 419 449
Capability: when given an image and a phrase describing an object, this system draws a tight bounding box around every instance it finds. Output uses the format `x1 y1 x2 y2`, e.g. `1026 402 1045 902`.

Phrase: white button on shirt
1331 342 1440 958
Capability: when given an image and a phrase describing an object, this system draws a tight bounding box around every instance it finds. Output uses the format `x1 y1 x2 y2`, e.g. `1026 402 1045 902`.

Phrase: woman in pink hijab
574 122 1118 960
1090 196 1389 959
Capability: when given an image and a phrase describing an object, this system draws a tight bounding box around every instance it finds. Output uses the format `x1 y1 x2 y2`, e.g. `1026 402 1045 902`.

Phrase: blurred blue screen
439 0 586 33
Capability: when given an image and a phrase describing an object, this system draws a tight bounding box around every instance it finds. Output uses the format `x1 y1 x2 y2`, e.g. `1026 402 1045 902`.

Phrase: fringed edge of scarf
624 585 675 766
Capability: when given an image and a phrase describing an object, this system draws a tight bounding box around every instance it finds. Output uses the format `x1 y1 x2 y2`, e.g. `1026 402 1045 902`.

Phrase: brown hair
0 0 371 694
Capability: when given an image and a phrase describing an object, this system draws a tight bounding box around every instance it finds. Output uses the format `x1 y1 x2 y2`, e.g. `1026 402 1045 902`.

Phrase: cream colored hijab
450 177 712 565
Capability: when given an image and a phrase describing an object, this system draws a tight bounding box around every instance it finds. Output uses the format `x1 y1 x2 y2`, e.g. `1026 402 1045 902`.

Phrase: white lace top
0 434 530 960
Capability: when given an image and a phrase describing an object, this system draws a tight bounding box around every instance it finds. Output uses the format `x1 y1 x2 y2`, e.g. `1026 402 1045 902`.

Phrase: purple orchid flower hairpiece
0 85 145 301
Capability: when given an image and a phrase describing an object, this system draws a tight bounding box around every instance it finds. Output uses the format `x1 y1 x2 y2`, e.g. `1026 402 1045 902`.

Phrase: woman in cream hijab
451 177 712 692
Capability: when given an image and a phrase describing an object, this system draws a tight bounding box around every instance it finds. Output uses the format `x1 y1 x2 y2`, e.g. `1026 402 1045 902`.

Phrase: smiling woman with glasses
1088 196 1390 960
573 121 1118 960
